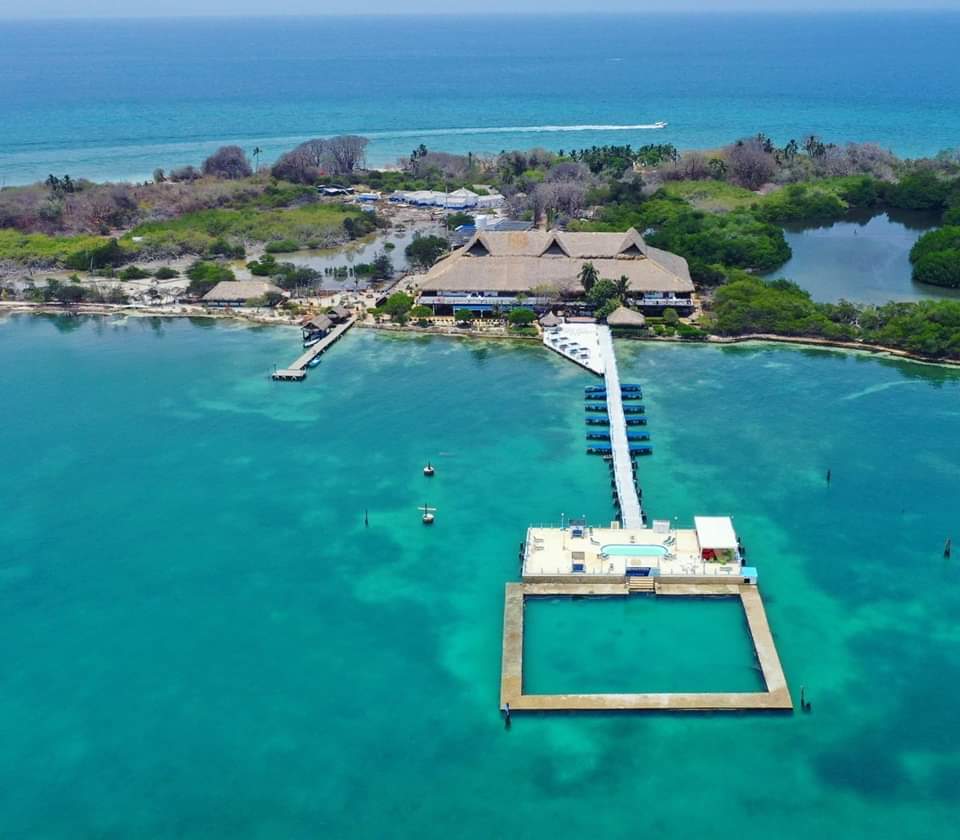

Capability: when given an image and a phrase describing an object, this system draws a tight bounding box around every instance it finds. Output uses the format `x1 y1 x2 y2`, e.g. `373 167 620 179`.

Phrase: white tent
694 516 738 550
694 516 740 565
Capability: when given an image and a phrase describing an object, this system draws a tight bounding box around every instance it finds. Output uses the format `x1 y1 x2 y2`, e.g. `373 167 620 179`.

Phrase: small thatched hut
606 306 647 330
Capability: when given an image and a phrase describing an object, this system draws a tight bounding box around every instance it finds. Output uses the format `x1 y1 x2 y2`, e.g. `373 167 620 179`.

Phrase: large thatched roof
202 280 283 303
419 228 693 295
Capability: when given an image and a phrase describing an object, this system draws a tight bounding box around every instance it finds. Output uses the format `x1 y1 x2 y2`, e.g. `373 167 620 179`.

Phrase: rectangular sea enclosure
523 596 764 695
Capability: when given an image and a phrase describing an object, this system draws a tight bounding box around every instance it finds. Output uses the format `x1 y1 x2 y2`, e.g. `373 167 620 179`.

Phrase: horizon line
2 8 959 21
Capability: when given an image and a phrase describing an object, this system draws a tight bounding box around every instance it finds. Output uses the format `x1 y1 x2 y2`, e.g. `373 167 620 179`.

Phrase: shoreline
4 301 960 370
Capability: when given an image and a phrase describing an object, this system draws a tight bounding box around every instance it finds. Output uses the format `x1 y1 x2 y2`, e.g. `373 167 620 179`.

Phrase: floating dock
272 316 356 381
500 581 792 712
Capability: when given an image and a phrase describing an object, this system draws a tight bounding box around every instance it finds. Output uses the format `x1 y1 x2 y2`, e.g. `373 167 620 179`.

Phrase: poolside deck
500 581 792 712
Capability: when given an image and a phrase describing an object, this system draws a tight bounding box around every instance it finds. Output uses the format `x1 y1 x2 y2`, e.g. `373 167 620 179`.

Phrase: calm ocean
1 12 959 185
2 317 960 837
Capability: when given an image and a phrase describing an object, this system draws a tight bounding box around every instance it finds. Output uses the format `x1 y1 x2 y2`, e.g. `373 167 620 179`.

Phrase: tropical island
2 132 959 361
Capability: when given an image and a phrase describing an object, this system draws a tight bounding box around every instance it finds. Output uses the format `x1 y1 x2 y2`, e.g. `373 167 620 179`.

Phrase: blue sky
3 1 958 18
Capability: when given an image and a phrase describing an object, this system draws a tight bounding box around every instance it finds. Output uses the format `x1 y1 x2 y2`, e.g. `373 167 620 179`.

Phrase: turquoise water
769 210 960 304
2 316 960 837
3 13 960 184
600 543 668 557
524 596 762 694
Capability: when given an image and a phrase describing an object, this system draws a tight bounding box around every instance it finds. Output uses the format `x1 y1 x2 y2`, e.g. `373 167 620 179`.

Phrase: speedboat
652 121 668 129
303 335 322 348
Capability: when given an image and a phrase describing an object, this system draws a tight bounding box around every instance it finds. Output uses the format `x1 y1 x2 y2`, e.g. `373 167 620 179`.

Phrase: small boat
303 335 322 348
652 121 668 129
419 503 436 525
307 356 322 368
423 462 435 477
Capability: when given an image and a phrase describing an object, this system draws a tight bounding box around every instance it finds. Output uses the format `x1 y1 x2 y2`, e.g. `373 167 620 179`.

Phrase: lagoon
1 317 960 837
769 210 959 304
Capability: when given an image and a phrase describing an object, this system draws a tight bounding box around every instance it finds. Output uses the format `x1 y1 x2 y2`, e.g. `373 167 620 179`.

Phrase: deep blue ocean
1 12 959 185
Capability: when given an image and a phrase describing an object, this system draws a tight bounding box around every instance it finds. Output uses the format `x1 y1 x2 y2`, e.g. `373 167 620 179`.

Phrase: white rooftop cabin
522 516 748 581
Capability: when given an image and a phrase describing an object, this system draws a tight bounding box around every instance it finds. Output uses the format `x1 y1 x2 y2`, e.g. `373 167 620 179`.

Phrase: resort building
521 516 755 583
416 228 694 316
388 188 505 209
202 280 285 307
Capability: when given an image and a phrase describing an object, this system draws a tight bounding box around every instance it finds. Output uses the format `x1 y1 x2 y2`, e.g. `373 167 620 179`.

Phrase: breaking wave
365 123 667 139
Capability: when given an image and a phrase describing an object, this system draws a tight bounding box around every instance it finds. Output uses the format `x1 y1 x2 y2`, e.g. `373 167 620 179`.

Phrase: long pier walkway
597 325 644 528
273 316 356 381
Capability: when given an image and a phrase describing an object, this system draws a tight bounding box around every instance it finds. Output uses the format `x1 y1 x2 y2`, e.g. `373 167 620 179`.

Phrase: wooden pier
500 581 792 712
272 316 356 381
597 325 644 528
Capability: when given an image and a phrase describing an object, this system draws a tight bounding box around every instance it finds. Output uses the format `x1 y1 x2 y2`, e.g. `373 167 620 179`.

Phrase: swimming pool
600 544 669 558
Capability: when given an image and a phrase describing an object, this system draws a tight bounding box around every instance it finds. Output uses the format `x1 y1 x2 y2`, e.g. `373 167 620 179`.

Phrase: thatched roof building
606 306 647 328
303 315 334 333
202 280 284 305
417 228 694 316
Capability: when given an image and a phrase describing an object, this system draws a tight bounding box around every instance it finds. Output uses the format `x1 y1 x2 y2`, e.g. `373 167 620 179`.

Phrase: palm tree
252 146 263 172
579 262 599 294
614 274 630 302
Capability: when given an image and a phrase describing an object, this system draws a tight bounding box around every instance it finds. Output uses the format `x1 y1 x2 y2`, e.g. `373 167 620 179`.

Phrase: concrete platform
500 581 792 712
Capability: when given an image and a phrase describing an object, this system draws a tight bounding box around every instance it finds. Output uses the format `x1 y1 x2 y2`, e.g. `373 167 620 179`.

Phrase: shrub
186 260 235 296
153 266 179 279
410 305 433 318
446 211 475 229
265 238 300 254
676 324 708 340
64 237 128 271
883 171 952 211
247 254 279 276
507 307 536 326
405 235 449 270
202 146 253 180
454 308 474 323
382 291 414 323
118 266 151 280
913 250 960 289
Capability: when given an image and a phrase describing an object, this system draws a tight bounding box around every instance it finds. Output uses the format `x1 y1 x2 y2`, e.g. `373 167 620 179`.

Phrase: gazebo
606 306 647 330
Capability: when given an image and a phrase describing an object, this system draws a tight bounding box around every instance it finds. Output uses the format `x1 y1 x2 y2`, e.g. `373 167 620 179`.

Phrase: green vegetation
708 276 960 358
125 203 366 260
405 235 449 271
264 239 300 253
185 260 235 297
660 180 757 212
562 144 678 175
64 237 129 271
374 291 415 324
453 309 474 324
410 305 433 319
445 212 474 230
910 226 960 288
153 266 179 279
0 229 113 265
507 307 536 326
245 253 319 290
353 252 393 280
118 265 152 280
647 206 790 273
24 278 128 305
